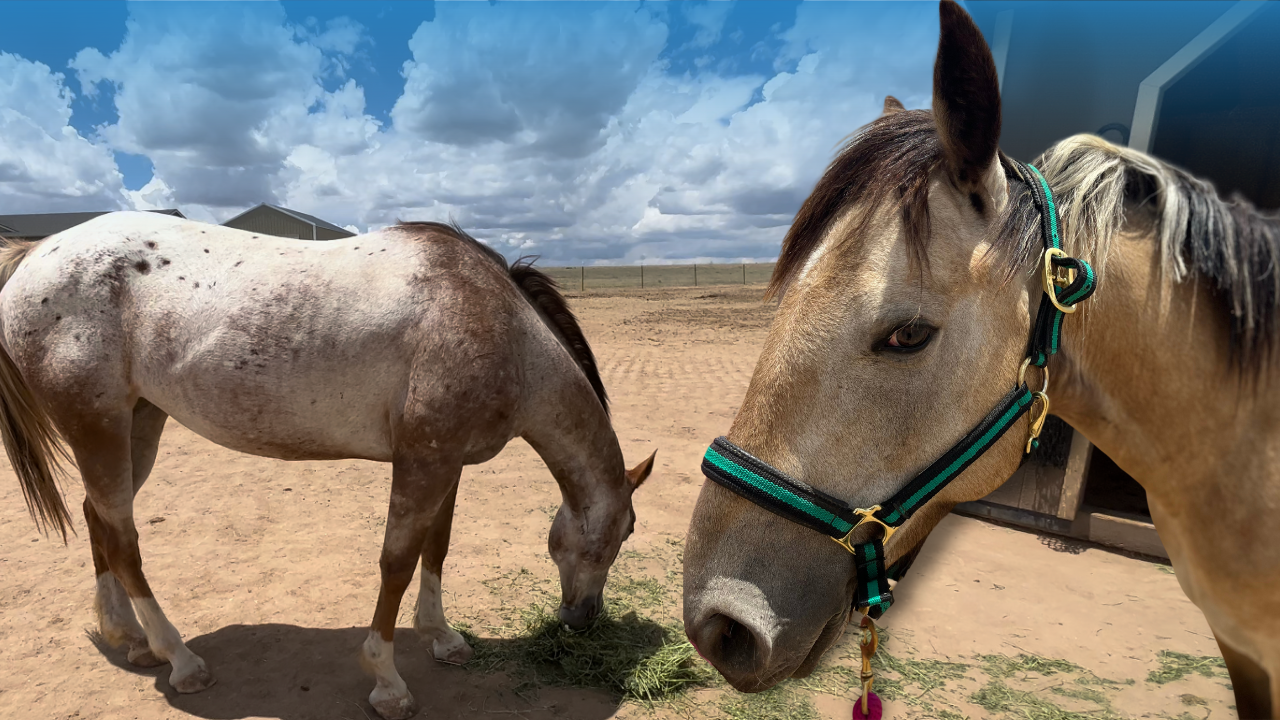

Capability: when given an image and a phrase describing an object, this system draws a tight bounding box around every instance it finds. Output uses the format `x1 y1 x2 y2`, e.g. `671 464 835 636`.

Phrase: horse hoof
171 662 217 694
432 631 474 665
371 690 417 720
127 643 167 668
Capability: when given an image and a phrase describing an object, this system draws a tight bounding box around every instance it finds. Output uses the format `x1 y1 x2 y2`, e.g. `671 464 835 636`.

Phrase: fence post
694 263 698 287
641 263 644 289
742 263 746 284
580 265 584 291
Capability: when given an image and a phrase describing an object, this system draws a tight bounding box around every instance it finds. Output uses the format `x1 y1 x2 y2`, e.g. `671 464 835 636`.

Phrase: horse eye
885 324 933 351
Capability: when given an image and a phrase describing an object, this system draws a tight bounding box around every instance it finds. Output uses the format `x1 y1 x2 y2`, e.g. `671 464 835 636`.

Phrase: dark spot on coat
969 192 985 214
178 276 185 281
41 298 48 305
234 260 243 268
54 315 61 322
99 256 132 303
145 241 157 250
249 349 259 356
204 249 209 253
134 260 151 274
50 246 59 253
193 281 200 289
74 334 80 341
354 247 360 250
161 258 171 266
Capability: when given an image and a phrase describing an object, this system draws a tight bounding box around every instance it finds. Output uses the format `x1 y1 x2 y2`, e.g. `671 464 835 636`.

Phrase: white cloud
281 1 937 264
682 1 734 49
68 1 377 216
0 52 128 213
6 0 941 264
391 2 668 158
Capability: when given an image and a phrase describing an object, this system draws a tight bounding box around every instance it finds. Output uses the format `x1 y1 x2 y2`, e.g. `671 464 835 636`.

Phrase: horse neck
1050 226 1280 504
520 356 626 512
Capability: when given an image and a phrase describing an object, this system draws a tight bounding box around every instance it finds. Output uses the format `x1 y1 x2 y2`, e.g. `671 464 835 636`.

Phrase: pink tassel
850 690 882 720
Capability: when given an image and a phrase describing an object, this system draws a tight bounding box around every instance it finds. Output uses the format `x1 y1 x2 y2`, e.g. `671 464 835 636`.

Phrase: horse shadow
90 623 625 720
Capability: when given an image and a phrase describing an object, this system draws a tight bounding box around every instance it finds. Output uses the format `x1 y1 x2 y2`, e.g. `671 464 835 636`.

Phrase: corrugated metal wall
315 227 352 241
223 207 314 239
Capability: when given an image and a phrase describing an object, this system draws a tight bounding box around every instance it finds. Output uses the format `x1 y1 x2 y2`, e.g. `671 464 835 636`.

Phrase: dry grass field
0 285 1234 720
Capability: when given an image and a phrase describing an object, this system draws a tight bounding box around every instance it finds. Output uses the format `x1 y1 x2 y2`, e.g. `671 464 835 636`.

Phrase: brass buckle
1041 248 1078 314
832 505 897 554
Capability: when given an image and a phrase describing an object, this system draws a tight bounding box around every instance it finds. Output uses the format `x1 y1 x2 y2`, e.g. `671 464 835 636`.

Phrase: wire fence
539 262 776 291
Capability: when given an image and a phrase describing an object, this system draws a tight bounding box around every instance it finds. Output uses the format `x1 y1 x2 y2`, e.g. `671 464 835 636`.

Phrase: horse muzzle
557 590 603 630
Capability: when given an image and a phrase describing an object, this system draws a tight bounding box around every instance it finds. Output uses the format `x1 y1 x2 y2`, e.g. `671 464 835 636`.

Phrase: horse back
0 211 536 463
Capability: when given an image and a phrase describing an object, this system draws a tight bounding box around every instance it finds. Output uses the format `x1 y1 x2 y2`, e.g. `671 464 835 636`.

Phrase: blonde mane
1035 134 1280 371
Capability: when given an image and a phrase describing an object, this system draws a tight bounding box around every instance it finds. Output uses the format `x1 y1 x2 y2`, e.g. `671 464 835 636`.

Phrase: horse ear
933 0 1006 210
626 450 657 490
882 95 905 115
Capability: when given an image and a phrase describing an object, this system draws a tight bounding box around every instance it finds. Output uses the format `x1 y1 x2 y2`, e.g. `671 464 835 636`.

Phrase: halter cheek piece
700 161 1096 620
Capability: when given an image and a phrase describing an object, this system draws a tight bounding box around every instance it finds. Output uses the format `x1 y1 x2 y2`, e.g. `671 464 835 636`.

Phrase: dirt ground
0 285 1235 720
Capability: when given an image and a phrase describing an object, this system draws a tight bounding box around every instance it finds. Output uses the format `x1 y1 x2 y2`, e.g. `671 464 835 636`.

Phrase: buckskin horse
0 212 656 720
683 1 1280 717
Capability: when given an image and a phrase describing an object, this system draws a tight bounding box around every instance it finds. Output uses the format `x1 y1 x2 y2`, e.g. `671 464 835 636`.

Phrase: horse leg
1214 633 1272 719
86 398 169 668
74 410 212 694
413 482 473 665
361 457 462 720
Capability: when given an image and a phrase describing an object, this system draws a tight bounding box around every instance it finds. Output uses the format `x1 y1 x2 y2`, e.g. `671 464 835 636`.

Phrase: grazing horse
0 212 656 720
682 1 1280 717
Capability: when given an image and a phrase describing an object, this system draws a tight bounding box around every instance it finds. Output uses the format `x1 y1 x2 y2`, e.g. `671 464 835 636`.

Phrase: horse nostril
696 612 759 678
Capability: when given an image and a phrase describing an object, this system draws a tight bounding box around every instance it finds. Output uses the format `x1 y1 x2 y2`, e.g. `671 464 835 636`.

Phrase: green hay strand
460 600 714 703
1146 650 1228 685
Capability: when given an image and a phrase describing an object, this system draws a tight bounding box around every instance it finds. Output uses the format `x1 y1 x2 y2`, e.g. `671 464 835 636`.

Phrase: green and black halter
700 161 1096 619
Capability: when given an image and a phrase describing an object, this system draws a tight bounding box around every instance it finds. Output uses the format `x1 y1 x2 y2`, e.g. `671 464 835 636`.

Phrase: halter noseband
700 161 1096 619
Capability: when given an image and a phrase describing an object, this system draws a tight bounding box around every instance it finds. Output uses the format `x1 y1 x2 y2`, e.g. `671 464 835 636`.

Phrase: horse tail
0 239 74 542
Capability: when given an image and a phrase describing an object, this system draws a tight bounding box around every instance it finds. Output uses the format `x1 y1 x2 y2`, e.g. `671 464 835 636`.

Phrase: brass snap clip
854 609 882 718
1019 358 1051 454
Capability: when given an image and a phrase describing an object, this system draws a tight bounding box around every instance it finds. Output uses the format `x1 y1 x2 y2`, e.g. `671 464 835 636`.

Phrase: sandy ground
0 285 1235 720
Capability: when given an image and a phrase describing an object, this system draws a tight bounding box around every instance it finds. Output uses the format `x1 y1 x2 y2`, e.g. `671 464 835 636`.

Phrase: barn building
955 0 1280 557
0 209 185 242
221 203 356 241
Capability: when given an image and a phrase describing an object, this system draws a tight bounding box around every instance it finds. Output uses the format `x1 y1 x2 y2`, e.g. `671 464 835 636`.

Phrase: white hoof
431 629 474 665
370 686 417 720
170 657 216 694
127 640 167 668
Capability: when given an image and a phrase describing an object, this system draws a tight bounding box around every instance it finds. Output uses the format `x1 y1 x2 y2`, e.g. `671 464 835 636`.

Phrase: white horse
0 212 656 720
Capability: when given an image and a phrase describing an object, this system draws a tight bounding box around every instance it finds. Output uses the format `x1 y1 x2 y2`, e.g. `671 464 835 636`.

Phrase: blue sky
0 0 950 263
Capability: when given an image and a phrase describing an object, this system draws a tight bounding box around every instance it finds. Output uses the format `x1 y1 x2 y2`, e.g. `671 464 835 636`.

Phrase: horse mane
1032 134 1280 375
768 109 943 301
768 109 1280 376
393 221 609 416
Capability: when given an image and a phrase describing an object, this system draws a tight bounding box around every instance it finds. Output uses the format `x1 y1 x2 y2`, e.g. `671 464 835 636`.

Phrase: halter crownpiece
700 161 1096 620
